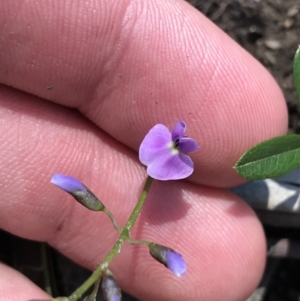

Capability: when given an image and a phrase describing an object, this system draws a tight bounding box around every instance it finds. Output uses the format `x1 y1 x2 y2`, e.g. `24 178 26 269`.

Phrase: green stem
41 243 52 296
67 176 153 301
103 208 121 233
86 277 101 301
126 238 151 246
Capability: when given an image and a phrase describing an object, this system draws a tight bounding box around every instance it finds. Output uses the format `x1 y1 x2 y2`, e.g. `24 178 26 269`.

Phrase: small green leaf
293 46 300 103
234 134 300 180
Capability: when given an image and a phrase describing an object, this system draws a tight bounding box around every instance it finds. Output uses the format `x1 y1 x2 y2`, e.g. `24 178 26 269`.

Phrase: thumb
0 0 287 187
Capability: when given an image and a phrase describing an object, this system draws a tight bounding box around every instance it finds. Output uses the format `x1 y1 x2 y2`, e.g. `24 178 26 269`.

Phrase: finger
0 90 265 301
0 263 50 301
0 0 288 187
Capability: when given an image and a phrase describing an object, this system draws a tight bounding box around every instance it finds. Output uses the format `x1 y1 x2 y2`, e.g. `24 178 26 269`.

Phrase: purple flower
149 243 187 277
139 121 199 180
51 174 104 211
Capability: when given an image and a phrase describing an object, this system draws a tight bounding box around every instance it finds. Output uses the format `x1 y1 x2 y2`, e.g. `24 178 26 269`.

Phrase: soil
190 0 300 132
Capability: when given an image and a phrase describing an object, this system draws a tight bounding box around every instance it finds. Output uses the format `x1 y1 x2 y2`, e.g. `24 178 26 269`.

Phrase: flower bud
51 174 105 211
101 274 122 301
149 242 186 277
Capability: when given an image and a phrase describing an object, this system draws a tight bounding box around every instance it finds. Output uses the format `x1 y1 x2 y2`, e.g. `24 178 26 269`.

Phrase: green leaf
293 46 300 104
234 134 300 180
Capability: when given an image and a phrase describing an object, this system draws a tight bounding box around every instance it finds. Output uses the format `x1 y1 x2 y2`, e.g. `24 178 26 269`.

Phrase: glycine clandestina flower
139 121 199 180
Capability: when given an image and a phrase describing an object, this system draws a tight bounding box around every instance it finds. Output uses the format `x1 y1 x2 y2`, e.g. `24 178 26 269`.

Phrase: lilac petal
172 121 186 141
139 124 172 165
179 137 200 153
165 250 187 277
147 150 194 180
51 174 85 193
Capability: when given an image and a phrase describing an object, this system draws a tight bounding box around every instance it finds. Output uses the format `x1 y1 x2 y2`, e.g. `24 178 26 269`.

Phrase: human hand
0 1 287 300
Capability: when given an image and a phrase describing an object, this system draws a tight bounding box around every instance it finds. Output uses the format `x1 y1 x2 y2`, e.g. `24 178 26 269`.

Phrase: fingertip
113 184 266 301
0 263 50 301
185 190 266 301
0 0 288 190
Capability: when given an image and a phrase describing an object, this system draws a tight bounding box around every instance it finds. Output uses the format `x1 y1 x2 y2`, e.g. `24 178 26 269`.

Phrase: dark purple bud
51 174 104 211
101 274 122 301
149 243 186 277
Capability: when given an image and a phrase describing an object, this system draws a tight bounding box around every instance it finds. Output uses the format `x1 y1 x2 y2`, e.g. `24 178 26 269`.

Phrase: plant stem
126 238 151 246
103 208 121 233
40 243 52 296
66 176 153 301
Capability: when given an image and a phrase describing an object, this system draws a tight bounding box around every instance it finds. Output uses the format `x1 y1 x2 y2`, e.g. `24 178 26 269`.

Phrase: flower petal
51 174 85 193
147 150 194 180
165 250 187 277
172 121 186 141
179 137 200 153
139 124 171 165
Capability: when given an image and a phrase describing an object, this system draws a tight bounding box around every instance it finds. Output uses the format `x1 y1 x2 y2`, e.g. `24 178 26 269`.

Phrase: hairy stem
66 176 153 301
